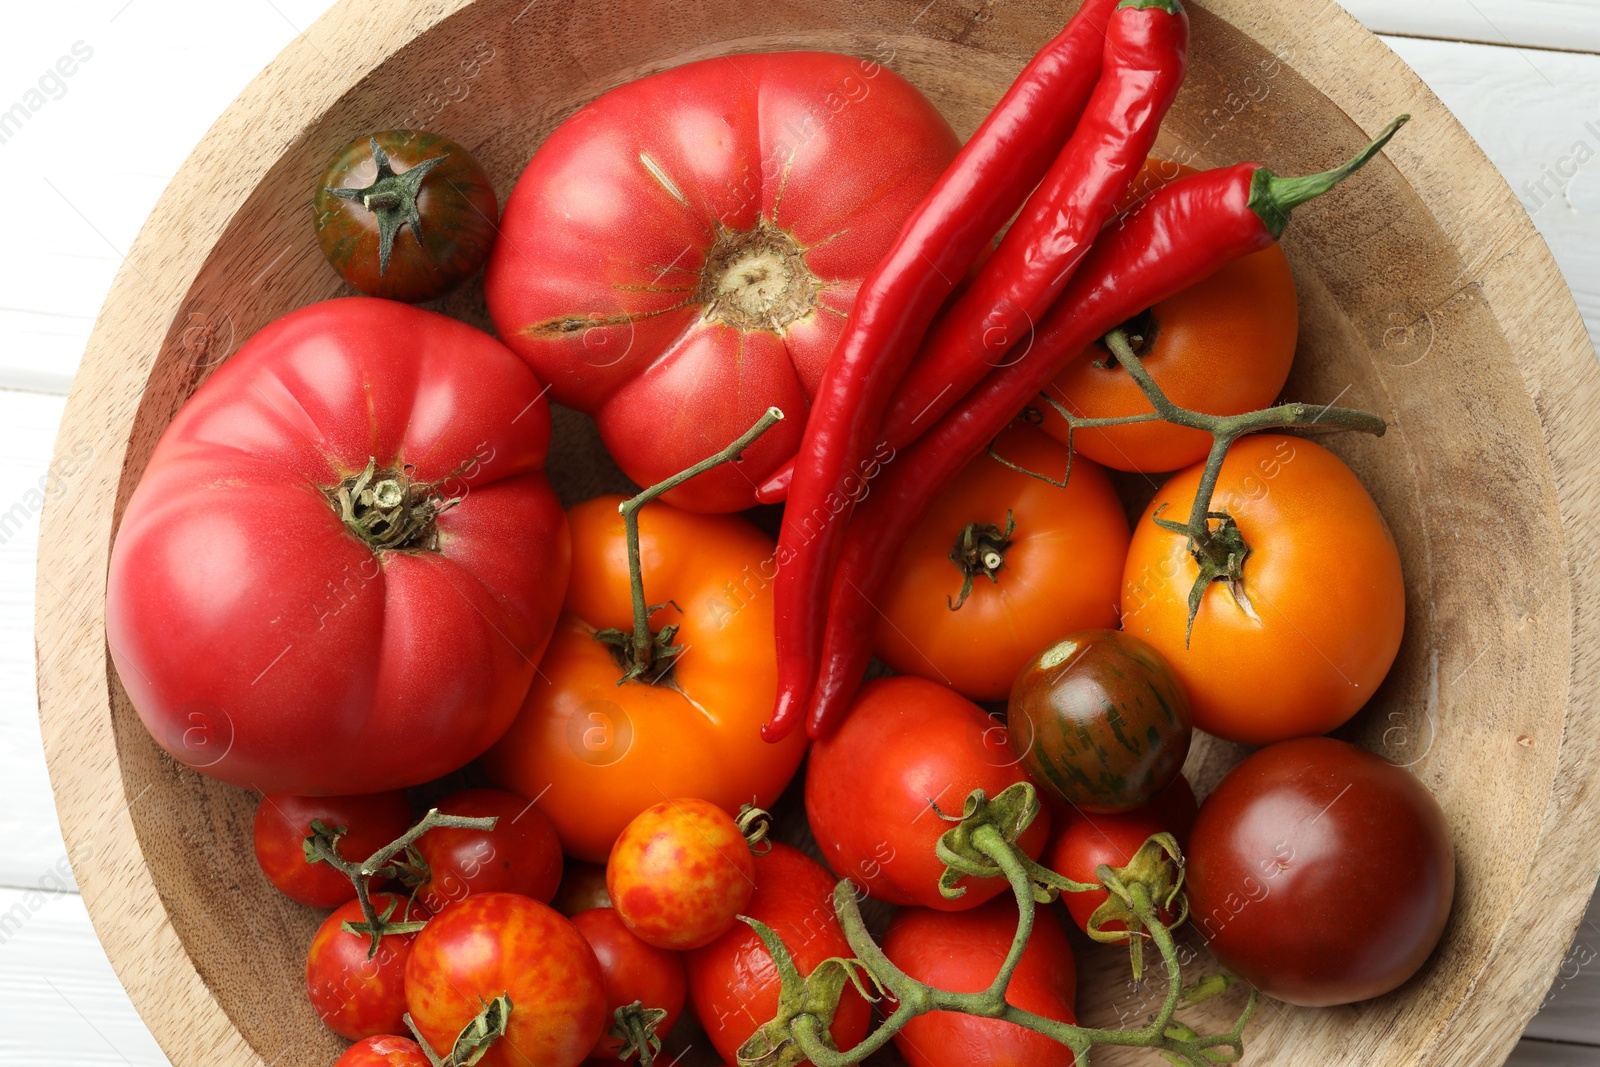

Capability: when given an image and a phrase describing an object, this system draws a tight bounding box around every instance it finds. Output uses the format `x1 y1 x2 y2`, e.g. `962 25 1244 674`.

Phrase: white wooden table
3 2 1598 1064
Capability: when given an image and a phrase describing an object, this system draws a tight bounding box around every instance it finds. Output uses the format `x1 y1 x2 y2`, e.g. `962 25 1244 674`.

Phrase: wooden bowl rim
33 0 1600 1063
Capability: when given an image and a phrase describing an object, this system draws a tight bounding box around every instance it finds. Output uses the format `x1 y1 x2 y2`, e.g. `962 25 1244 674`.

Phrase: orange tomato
874 423 1128 701
481 497 807 863
607 798 754 950
1040 160 1298 473
1120 435 1404 745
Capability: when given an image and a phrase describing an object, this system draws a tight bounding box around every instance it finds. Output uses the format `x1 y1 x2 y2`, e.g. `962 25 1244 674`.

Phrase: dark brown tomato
881 896 1077 1067
1185 737 1454 1007
1008 629 1191 813
412 788 563 914
314 129 498 302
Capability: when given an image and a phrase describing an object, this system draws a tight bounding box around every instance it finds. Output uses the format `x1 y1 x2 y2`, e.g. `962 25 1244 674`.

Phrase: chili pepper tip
1248 114 1410 238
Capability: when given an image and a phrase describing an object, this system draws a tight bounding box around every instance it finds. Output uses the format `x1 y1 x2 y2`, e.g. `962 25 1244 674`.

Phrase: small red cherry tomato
572 907 688 1061
806 676 1051 910
882 896 1077 1067
552 861 612 916
687 843 872 1065
333 1035 431 1067
607 798 755 950
405 893 606 1067
1185 737 1454 1007
1044 775 1197 937
306 893 425 1041
412 788 562 913
255 791 412 908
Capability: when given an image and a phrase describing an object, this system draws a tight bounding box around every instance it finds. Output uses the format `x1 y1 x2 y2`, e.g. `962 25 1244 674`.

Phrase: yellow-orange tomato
482 497 806 863
1120 435 1404 745
607 798 755 950
1040 160 1298 473
875 423 1128 701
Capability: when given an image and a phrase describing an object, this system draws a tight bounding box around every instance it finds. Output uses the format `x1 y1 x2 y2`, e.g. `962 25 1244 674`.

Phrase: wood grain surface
10 1 1600 1065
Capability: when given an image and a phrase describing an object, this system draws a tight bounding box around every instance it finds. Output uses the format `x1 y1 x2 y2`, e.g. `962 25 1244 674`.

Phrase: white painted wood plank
1380 34 1600 355
0 887 168 1066
2 5 1599 1066
1526 890 1600 1045
1346 0 1600 55
0 390 72 892
1509 1041 1600 1067
0 0 338 393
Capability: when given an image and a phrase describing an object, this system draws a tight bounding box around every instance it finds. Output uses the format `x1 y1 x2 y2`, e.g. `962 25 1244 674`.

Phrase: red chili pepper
895 0 1187 444
751 0 1188 511
803 117 1410 739
762 0 1125 742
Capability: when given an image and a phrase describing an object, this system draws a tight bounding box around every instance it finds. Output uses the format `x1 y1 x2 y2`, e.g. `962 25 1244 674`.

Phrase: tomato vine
593 407 786 683
1008 326 1388 641
738 781 1256 1066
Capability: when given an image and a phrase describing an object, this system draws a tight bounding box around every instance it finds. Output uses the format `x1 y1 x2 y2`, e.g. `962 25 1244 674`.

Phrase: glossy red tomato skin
882 897 1078 1067
306 893 426 1041
333 1035 431 1067
687 843 871 1065
405 892 606 1067
571 907 688 1060
315 129 499 302
106 298 570 795
1008 629 1192 813
253 791 411 907
485 52 959 512
607 799 754 950
413 788 562 914
806 677 1051 910
1186 738 1454 1007
1044 775 1197 936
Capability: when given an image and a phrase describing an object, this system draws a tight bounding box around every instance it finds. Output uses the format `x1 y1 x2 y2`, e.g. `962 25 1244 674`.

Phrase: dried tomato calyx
325 137 447 275
698 219 824 333
610 1000 671 1067
1151 504 1260 645
947 510 1016 610
328 457 459 552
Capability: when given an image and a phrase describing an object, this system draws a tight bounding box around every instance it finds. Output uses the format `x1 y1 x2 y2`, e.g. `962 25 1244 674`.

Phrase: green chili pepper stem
1249 114 1409 238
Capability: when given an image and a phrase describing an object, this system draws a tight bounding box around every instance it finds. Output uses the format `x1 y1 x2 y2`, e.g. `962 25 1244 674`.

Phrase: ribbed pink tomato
485 51 959 512
106 298 570 794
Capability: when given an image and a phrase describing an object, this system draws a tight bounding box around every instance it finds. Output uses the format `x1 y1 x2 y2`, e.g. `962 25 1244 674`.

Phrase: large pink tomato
107 298 570 795
485 51 959 512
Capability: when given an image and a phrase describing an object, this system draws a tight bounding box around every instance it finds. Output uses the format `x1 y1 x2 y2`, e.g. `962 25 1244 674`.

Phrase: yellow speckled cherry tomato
607 798 755 950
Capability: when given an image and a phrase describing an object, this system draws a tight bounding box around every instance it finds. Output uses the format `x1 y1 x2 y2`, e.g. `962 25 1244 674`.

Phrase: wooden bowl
35 0 1600 1063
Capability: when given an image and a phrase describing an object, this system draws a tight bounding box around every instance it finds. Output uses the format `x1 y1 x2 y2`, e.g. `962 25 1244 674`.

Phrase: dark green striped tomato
1007 629 1191 813
314 129 498 302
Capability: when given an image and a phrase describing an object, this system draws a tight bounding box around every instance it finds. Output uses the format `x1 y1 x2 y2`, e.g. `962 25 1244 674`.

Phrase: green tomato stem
745 784 1260 1067
304 807 497 959
603 407 784 684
